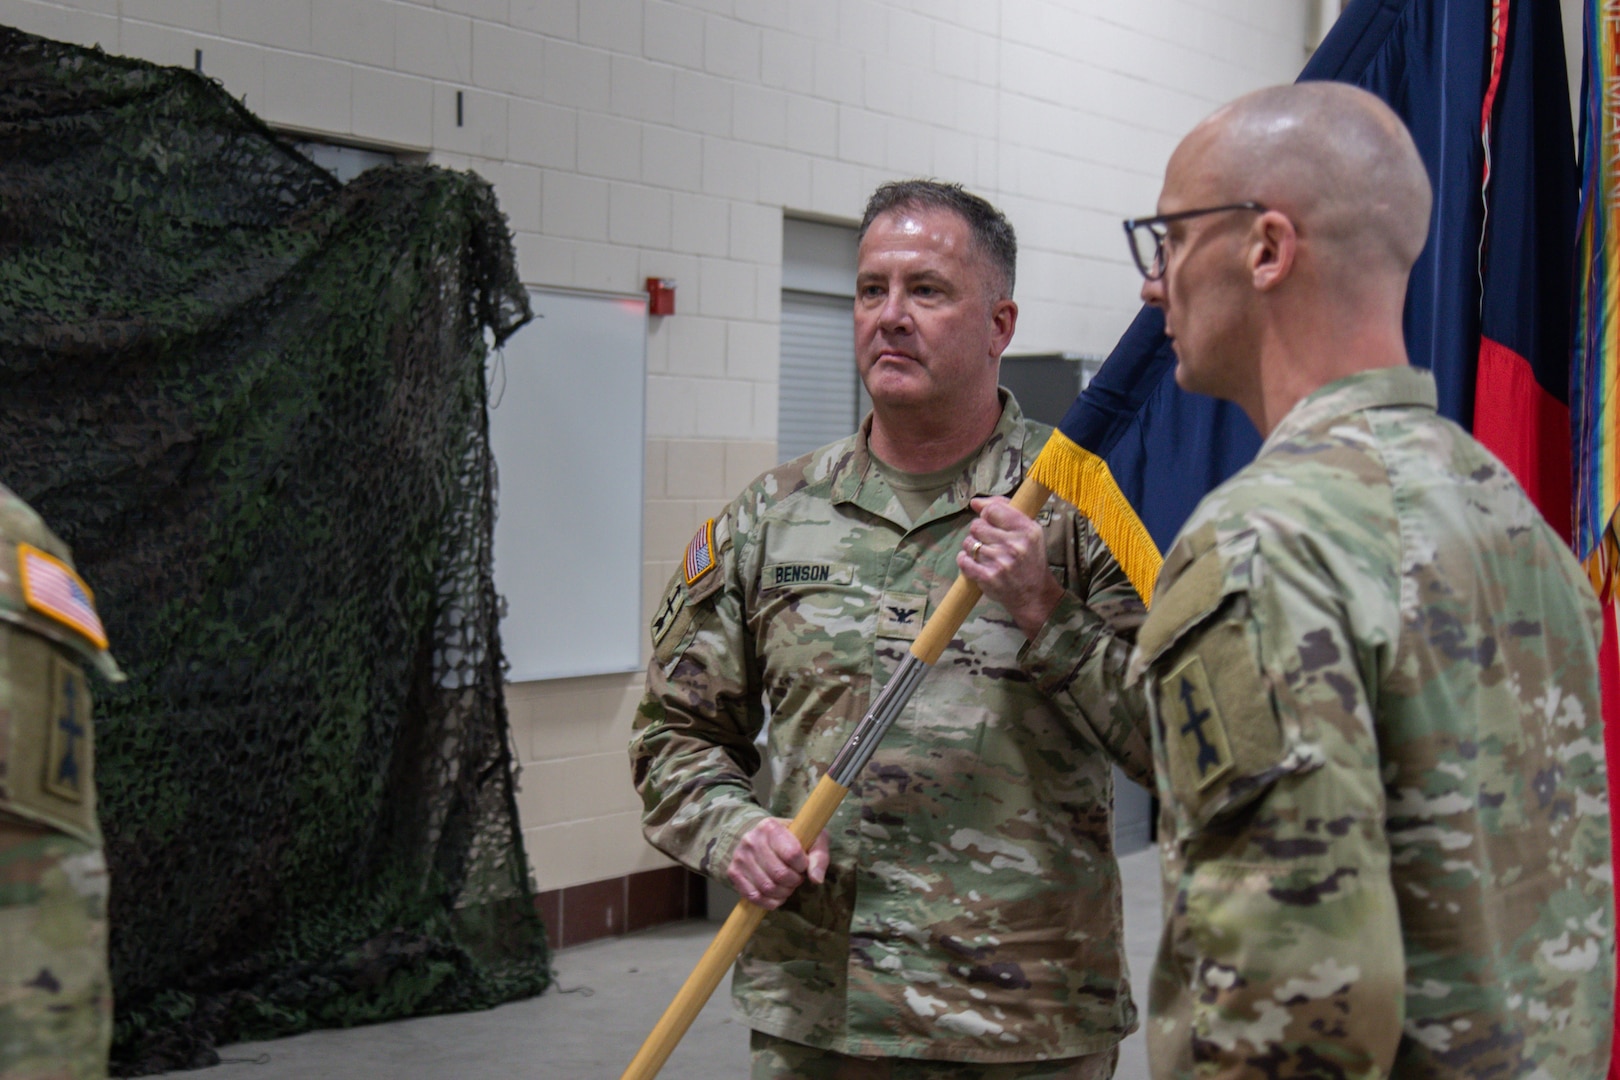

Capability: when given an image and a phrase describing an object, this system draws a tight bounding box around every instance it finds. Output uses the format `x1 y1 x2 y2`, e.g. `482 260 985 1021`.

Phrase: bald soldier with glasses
1117 82 1613 1077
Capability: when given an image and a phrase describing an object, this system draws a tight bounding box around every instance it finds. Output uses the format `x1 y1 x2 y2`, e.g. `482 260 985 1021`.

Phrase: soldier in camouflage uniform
0 484 122 1080
632 181 1151 1077
1125 83 1614 1076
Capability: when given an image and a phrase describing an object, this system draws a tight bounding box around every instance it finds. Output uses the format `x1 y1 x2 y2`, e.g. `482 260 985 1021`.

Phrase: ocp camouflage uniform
1129 368 1615 1077
631 394 1151 1065
0 483 122 1080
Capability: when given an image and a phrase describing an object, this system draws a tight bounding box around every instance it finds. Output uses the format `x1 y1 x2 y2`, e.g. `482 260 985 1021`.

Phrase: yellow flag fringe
1028 430 1163 605
1583 526 1619 603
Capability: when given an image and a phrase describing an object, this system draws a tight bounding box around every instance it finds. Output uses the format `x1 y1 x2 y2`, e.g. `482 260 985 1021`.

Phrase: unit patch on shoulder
1164 654 1232 792
44 653 91 804
651 576 687 648
18 544 108 650
684 519 717 588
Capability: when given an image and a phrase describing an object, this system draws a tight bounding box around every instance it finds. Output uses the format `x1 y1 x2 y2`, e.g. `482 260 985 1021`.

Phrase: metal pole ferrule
826 652 929 786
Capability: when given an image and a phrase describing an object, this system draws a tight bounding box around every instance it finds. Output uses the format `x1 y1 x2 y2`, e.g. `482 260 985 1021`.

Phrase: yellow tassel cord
1028 430 1163 605
1584 527 1620 603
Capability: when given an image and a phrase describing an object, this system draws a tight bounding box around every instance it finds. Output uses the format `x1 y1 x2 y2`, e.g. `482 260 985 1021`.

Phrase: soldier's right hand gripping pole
619 478 1054 1080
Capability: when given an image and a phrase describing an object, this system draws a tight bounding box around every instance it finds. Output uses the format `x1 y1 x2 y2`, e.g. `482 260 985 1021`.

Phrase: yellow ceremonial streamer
1026 429 1163 605
1585 530 1620 602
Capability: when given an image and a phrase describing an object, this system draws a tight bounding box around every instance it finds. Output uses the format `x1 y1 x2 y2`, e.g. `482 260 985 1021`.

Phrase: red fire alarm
645 277 676 316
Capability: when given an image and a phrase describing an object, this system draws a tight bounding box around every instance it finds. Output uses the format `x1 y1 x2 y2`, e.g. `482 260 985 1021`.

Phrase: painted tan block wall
510 435 774 891
4 0 1311 893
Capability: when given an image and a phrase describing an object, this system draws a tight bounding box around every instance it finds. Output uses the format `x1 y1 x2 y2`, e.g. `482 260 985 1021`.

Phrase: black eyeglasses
1122 202 1268 280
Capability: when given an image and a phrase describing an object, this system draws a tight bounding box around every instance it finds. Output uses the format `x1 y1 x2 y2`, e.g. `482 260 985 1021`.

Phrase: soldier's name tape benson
761 562 855 589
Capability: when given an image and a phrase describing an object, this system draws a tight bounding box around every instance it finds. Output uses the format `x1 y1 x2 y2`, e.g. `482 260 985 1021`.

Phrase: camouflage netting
0 26 551 1074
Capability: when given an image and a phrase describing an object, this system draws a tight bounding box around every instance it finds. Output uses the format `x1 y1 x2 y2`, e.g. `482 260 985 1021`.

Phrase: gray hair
859 179 1017 298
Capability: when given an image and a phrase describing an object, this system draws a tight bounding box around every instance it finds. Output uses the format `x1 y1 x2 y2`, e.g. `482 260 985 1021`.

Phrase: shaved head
1143 82 1432 433
1175 82 1432 278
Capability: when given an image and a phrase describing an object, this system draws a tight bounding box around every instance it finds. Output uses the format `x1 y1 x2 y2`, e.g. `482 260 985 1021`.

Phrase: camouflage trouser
0 813 111 1080
749 1031 1118 1079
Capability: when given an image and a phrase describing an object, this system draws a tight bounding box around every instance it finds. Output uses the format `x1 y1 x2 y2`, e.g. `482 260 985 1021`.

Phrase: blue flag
1044 0 1506 560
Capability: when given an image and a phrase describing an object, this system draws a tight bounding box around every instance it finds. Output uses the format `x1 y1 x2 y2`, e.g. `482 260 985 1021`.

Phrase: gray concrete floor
188 848 1161 1079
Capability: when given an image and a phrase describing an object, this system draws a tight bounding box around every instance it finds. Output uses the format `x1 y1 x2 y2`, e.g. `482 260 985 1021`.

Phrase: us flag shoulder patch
684 519 717 587
18 544 108 650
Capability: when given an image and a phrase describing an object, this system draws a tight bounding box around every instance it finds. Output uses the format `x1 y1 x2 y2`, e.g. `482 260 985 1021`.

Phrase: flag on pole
1034 0 1501 558
1575 0 1620 581
1572 1 1620 1072
1474 0 1578 542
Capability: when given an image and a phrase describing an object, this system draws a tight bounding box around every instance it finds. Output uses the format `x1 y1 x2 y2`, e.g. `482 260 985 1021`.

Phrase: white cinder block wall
6 0 1311 895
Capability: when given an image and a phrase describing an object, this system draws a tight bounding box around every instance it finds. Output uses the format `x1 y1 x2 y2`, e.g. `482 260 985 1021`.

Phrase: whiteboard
488 288 647 681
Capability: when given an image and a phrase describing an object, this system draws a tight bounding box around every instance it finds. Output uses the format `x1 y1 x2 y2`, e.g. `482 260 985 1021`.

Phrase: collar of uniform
1259 366 1437 458
831 389 1035 525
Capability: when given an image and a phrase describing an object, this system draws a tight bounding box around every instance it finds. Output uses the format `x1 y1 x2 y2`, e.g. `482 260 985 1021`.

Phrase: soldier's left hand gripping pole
620 477 1055 1080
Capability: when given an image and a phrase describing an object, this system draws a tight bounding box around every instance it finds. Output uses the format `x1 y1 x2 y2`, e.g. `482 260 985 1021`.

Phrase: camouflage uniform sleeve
1138 528 1403 1078
1018 503 1153 787
629 510 772 881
